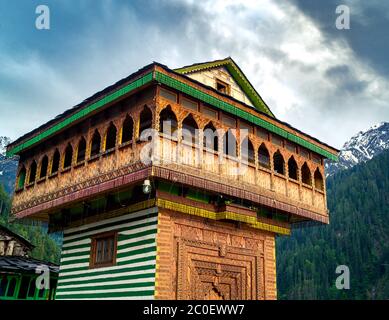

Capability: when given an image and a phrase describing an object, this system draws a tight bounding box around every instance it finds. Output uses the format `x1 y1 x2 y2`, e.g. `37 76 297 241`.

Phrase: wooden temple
0 225 58 300
6 58 339 300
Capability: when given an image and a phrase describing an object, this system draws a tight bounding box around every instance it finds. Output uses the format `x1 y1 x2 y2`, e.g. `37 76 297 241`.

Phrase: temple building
6 58 339 300
0 225 59 300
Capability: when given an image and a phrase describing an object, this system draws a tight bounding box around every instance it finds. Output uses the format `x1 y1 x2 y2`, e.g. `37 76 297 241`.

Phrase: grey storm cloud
0 0 388 150
325 65 369 94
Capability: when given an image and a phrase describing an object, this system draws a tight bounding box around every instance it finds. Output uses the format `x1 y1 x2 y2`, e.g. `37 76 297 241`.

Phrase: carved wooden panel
154 210 273 300
176 238 264 300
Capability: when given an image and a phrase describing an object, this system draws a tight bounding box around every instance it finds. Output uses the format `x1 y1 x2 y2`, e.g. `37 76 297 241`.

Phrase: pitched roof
0 224 34 251
0 256 59 274
175 57 275 117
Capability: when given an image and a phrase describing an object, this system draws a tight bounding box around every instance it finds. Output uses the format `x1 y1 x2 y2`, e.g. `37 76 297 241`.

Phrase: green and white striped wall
55 207 158 300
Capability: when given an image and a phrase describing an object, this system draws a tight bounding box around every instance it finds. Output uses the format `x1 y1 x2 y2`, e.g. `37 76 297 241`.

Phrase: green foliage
277 150 389 299
0 184 61 264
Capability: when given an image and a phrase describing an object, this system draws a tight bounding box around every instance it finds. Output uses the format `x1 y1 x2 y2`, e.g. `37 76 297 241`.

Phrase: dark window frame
121 115 134 144
90 231 118 269
202 105 219 119
51 149 60 174
28 161 37 184
181 96 198 111
76 137 87 163
39 156 49 179
159 87 177 102
216 78 231 95
222 114 236 128
256 128 269 141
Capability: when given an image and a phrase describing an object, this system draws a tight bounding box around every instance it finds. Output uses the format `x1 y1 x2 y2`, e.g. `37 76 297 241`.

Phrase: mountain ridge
278 148 389 299
0 136 18 194
325 122 389 176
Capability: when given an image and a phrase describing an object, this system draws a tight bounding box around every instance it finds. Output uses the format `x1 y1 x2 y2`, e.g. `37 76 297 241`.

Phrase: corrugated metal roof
0 256 59 274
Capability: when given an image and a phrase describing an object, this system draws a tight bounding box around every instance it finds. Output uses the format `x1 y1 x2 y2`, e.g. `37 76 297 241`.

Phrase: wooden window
63 143 73 168
302 162 312 185
139 106 153 135
51 149 60 174
222 114 236 127
28 161 37 184
159 107 178 138
312 154 322 165
286 141 297 153
241 138 255 164
223 130 237 157
90 232 117 268
105 122 117 150
17 166 26 189
121 115 134 144
240 121 253 134
202 105 218 119
160 88 177 102
272 134 283 147
39 156 48 179
76 137 87 162
273 151 285 175
299 147 310 159
216 79 230 95
314 168 324 190
258 143 270 169
203 122 218 151
288 156 298 180
182 97 198 111
90 130 101 157
256 128 269 141
182 114 199 145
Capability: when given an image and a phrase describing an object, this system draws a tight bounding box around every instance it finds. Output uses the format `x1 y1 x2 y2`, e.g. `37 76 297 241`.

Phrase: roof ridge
175 57 275 117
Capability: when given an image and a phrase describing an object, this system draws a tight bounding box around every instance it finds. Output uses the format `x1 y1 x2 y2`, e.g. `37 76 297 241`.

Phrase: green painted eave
6 68 338 161
174 58 275 118
6 72 154 157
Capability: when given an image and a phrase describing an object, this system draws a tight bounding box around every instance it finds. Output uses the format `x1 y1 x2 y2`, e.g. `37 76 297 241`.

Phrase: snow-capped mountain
325 122 389 176
0 136 11 155
0 136 18 194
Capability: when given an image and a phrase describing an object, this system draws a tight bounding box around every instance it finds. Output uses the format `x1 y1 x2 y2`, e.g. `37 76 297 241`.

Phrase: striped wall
55 207 158 300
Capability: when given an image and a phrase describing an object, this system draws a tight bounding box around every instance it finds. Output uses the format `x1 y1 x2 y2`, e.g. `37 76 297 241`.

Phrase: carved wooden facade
7 58 338 300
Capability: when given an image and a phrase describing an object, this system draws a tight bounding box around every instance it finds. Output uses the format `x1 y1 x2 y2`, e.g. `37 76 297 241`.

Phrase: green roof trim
7 66 337 161
155 71 338 161
6 72 154 157
175 58 275 117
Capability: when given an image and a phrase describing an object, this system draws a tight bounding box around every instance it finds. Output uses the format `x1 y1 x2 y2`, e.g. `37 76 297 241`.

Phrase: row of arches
17 106 154 188
16 104 324 191
158 107 324 189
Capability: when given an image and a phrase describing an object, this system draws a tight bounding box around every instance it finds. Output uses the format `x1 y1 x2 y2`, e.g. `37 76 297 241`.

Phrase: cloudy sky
0 0 388 149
